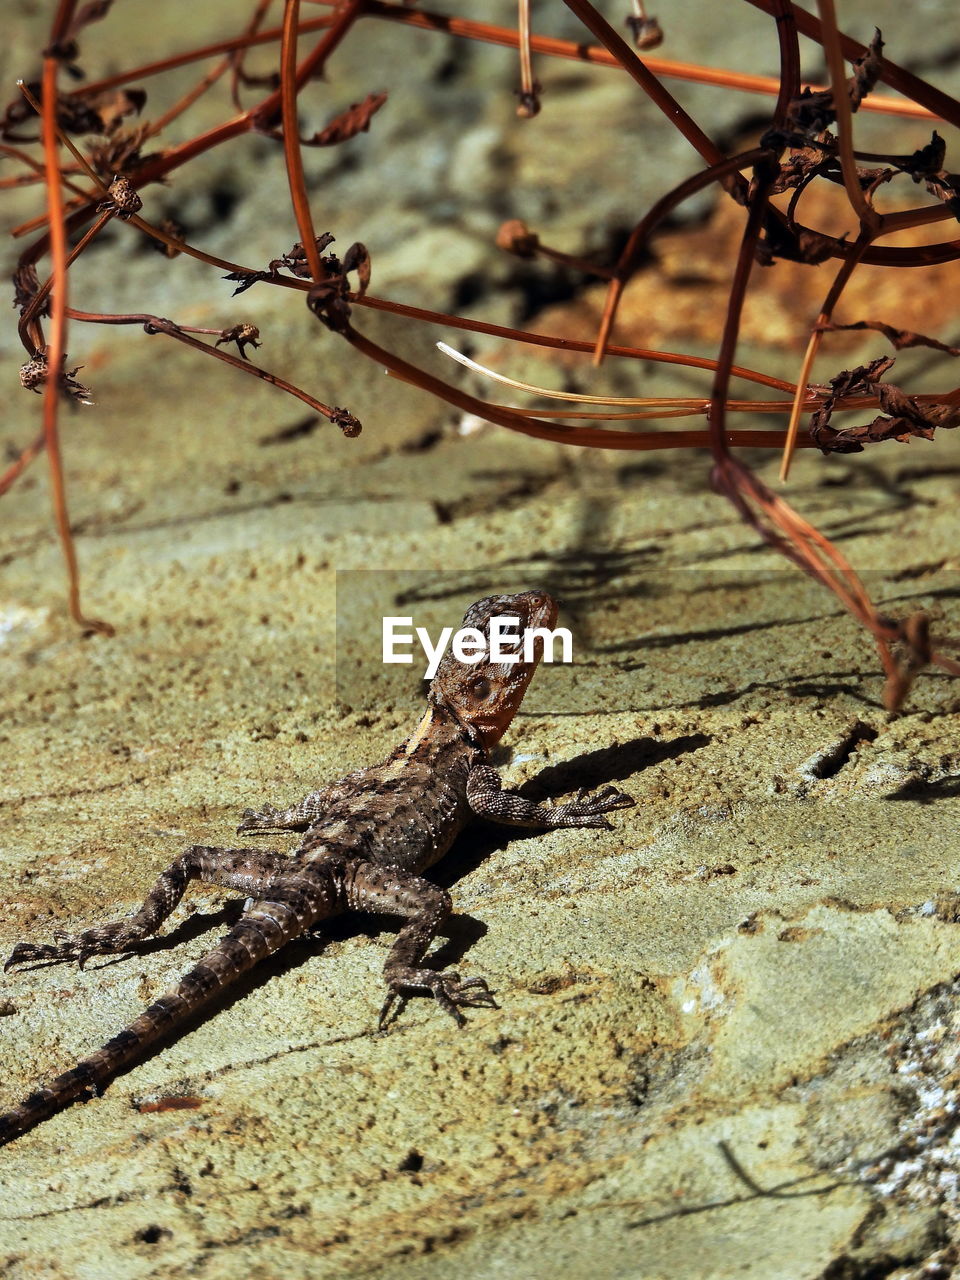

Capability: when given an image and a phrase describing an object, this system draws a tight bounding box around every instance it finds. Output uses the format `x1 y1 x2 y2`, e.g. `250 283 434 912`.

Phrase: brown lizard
0 591 633 1146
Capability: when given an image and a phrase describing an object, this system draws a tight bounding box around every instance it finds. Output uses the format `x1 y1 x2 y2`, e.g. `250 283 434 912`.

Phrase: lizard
0 590 633 1147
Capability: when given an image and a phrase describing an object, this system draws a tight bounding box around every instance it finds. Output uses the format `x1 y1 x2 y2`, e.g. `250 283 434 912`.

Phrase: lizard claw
236 805 279 834
5 939 80 971
5 919 139 971
378 968 498 1030
239 803 272 834
558 785 635 828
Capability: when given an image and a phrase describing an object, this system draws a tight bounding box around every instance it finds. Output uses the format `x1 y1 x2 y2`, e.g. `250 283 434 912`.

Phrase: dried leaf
2 82 146 142
786 88 836 136
53 94 104 134
755 217 835 266
848 29 884 111
891 130 960 222
823 320 960 356
923 170 960 221
305 92 387 147
88 87 147 133
342 242 371 296
785 29 882 136
307 278 352 332
88 123 156 178
825 356 895 400
903 130 945 180
809 355 960 453
12 263 45 317
223 269 270 296
271 233 337 278
768 144 834 195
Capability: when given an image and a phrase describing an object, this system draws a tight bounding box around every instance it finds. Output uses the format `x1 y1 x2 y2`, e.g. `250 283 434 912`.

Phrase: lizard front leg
346 864 496 1029
5 846 288 971
237 786 339 834
466 765 634 830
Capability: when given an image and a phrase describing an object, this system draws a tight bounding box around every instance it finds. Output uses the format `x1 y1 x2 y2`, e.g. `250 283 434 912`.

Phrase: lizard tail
0 901 306 1147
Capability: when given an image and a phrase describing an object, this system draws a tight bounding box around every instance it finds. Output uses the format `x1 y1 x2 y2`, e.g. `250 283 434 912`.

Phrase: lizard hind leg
346 865 497 1029
4 846 289 972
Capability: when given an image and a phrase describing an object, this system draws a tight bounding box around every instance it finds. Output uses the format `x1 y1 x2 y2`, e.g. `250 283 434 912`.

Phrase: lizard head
429 590 560 751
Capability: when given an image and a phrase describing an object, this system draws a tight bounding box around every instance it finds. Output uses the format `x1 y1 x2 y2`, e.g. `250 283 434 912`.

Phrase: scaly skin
0 591 633 1146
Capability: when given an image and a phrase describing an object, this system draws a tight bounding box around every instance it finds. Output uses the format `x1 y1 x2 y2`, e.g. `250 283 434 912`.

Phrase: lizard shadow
8 901 248 974
884 773 960 803
75 899 487 991
433 732 707 887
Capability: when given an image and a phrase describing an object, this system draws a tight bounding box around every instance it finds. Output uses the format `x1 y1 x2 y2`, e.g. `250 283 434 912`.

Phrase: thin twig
36 61 112 635
280 0 324 282
353 2 935 119
816 0 877 229
779 231 873 481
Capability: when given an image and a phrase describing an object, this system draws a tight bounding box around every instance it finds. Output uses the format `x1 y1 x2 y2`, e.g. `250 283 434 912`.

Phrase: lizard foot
236 804 283 834
5 937 92 972
5 920 142 972
379 970 497 1030
556 785 635 828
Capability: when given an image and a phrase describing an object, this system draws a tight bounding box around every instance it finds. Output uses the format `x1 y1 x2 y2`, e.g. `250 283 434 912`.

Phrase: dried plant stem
437 341 824 414
65 16 334 98
592 148 768 365
515 0 539 117
355 292 799 392
707 168 775 458
37 58 112 636
779 232 872 481
745 0 960 127
816 0 877 229
357 324 809 451
715 458 903 691
13 3 365 246
18 211 111 351
230 0 277 110
562 0 726 169
65 309 354 428
0 430 46 497
15 30 953 271
144 48 233 140
280 0 324 282
354 2 933 119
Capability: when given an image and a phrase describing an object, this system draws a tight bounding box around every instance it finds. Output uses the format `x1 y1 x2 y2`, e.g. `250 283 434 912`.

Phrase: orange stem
37 60 112 635
280 0 324 282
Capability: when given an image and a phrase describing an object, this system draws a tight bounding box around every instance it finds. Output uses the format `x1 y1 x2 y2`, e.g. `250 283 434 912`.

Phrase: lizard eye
470 675 492 700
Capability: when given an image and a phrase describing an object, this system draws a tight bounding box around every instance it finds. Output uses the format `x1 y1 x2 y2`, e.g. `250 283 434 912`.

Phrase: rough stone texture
1 2 960 1278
